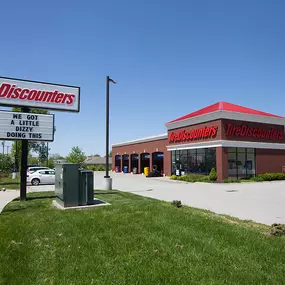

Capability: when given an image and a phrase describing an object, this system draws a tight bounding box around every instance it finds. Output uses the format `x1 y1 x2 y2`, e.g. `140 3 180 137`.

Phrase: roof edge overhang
166 139 285 151
165 111 285 130
112 133 168 148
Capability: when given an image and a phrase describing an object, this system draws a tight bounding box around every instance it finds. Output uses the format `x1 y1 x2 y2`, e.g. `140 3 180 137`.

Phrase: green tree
109 151 112 157
0 154 14 172
28 155 39 166
66 146 86 167
42 158 55 169
10 141 21 171
50 154 65 161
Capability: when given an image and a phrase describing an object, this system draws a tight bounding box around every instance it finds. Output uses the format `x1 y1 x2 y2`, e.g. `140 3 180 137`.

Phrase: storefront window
227 148 256 179
171 148 216 175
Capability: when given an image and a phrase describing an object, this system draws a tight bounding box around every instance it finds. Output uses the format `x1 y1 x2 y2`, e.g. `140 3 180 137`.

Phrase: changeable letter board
0 111 54 141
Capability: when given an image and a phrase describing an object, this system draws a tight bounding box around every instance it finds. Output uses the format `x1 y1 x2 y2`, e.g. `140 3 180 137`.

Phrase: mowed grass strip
0 175 20 189
0 190 285 285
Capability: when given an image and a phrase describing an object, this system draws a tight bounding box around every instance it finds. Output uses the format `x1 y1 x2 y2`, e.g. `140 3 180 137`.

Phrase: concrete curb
0 190 20 214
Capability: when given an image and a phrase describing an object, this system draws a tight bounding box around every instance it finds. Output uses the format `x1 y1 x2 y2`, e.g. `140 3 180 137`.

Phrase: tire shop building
112 101 285 181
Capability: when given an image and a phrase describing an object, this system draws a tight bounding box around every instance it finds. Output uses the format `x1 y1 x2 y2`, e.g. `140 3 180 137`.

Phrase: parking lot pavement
94 171 285 225
27 185 55 193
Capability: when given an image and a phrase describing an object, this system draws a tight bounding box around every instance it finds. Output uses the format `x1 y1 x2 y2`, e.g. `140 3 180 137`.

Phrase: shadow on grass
3 207 27 213
13 195 56 202
27 195 56 201
94 191 120 195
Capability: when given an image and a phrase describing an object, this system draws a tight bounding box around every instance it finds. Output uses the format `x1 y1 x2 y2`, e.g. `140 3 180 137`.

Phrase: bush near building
224 173 285 183
170 173 210 182
170 169 217 183
171 171 285 183
87 165 108 171
209 168 217 181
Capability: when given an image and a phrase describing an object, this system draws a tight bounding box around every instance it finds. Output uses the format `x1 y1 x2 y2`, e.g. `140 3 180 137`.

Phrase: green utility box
79 169 94 206
55 163 94 208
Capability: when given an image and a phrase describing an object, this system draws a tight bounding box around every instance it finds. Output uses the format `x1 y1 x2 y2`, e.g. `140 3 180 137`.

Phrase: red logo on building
225 124 284 140
169 126 218 143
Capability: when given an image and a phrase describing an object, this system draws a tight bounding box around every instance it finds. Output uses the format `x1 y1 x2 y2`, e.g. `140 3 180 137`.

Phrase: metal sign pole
20 107 29 201
104 76 116 179
105 76 110 178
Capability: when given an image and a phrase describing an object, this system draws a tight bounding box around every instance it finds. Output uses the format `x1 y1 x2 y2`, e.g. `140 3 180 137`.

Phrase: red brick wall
112 138 171 175
256 149 285 174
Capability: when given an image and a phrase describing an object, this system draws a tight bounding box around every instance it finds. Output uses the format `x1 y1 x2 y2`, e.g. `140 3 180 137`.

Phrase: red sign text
225 124 284 140
169 126 218 143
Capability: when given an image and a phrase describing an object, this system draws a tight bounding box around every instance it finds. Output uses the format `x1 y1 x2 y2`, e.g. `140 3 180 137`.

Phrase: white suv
27 169 55 185
27 166 49 174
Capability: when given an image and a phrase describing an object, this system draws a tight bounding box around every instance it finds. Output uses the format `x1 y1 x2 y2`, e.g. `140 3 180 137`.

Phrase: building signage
0 111 54 141
169 126 218 143
225 124 284 140
0 77 80 112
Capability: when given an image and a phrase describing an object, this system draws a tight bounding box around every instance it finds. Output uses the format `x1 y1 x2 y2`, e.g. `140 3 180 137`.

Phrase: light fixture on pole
103 76 116 190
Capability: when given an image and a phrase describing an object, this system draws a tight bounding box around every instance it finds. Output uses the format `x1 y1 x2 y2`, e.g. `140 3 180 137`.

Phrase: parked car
27 169 55 186
27 166 50 174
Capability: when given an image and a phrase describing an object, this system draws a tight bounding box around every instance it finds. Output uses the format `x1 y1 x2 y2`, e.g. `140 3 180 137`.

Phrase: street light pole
104 76 116 189
46 142 49 167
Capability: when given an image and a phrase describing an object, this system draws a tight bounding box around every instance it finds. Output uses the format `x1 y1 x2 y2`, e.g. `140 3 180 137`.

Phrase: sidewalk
0 190 19 214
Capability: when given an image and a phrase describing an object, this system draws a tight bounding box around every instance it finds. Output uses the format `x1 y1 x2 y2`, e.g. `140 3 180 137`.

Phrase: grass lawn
0 191 285 285
0 174 20 189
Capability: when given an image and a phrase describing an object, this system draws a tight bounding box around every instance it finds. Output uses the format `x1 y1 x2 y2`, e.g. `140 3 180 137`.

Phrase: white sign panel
0 77 80 112
0 111 54 141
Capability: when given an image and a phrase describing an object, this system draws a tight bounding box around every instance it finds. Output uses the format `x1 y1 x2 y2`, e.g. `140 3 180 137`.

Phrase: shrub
185 173 206 180
0 172 9 179
171 200 182 208
269 224 285 236
96 165 105 171
258 173 285 181
209 168 217 181
224 179 241 183
176 174 210 183
86 165 97 171
170 175 178 180
197 176 210 182
250 176 264 182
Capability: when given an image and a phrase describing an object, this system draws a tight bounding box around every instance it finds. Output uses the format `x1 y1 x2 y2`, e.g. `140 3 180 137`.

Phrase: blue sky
1 0 285 156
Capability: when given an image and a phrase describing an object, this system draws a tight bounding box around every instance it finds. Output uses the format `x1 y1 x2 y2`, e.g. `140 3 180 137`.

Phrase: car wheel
31 178 40 186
